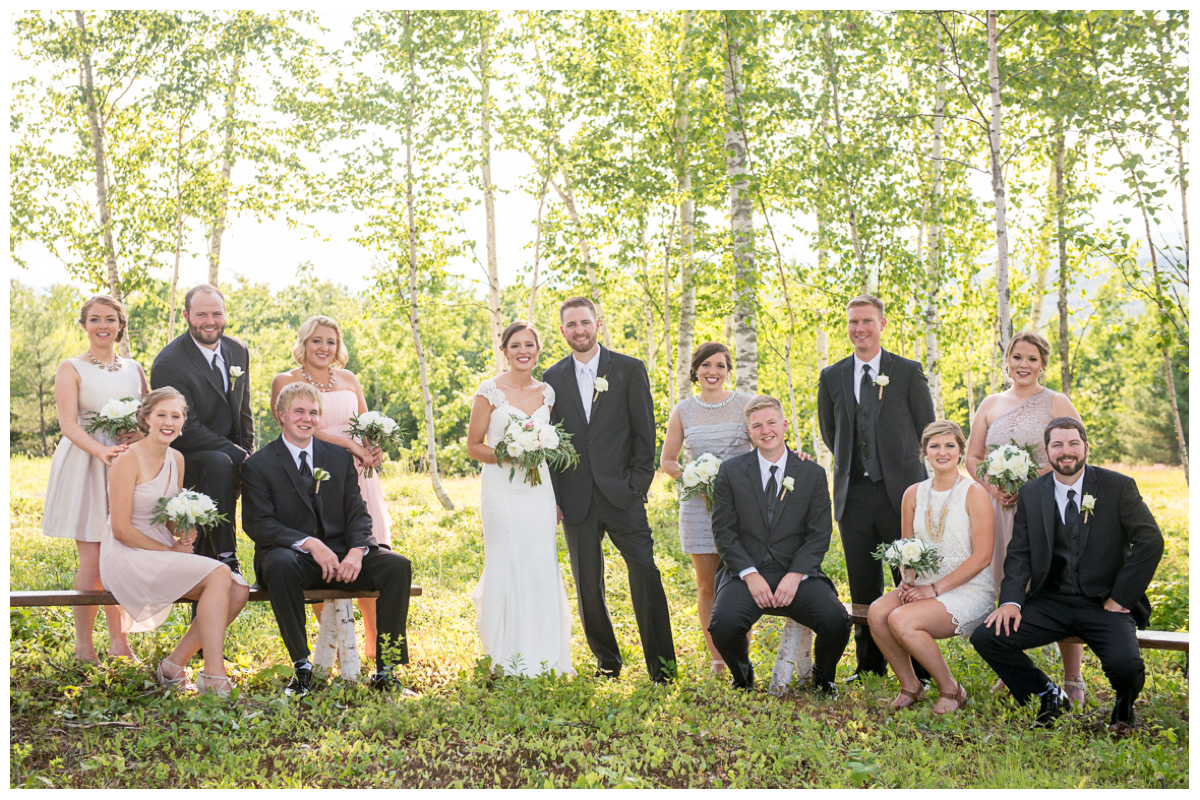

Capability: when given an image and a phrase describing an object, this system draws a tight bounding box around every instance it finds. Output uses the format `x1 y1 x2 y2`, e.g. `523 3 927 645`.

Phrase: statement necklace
86 352 122 373
695 391 735 410
300 367 336 391
923 477 961 543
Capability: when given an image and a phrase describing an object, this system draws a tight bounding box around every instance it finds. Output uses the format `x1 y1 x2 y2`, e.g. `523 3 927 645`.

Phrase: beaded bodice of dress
985 389 1053 468
912 478 973 583
677 392 753 461
477 379 555 446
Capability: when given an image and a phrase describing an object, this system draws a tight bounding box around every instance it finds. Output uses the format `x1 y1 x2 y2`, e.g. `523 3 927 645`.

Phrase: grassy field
8 456 1190 788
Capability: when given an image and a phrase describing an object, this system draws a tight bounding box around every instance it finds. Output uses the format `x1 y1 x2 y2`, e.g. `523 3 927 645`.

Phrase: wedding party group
44 287 1164 734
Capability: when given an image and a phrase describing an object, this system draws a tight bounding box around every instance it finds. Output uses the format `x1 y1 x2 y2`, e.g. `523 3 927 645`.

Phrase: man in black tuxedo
242 383 413 696
817 294 935 680
543 296 676 682
150 285 253 572
972 418 1163 733
709 395 851 692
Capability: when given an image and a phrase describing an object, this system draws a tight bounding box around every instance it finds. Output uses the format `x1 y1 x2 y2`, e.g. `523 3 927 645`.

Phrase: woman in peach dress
271 315 391 658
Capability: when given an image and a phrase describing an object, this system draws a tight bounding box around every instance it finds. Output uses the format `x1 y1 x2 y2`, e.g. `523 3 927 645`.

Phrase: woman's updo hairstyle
78 295 129 343
499 320 541 351
136 387 188 435
689 341 732 384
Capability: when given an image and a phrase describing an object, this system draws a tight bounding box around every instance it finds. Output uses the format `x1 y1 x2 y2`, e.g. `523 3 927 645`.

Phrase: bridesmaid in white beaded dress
965 331 1086 705
271 315 390 659
41 295 148 664
868 421 995 715
661 342 753 672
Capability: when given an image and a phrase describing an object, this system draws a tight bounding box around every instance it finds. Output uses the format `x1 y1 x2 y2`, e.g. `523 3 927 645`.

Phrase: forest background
9 9 1189 491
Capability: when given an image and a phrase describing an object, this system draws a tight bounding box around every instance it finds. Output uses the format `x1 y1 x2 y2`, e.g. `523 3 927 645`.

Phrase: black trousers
971 593 1145 723
182 440 247 558
709 569 851 688
561 484 677 681
257 546 412 670
839 478 927 678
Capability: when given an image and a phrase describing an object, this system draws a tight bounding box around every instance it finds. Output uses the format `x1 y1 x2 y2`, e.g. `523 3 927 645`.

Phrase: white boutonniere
874 373 890 400
1080 493 1096 522
313 467 330 494
229 366 244 384
593 375 609 403
779 476 795 501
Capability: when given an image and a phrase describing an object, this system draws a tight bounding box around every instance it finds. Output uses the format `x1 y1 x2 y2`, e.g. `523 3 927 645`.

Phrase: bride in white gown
466 321 575 677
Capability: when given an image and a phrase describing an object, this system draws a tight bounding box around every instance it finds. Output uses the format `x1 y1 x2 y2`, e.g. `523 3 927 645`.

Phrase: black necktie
859 364 872 406
1066 488 1080 534
765 465 780 526
299 451 315 494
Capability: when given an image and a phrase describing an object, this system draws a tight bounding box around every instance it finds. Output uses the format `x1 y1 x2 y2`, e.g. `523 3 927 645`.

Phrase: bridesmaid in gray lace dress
965 331 1086 704
661 342 753 672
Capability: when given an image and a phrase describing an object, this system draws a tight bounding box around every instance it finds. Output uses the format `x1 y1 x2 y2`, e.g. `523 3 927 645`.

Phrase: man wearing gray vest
817 295 936 681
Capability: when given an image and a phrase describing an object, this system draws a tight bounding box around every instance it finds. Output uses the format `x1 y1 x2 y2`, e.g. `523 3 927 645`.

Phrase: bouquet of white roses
151 490 228 540
976 440 1040 508
873 537 943 579
678 453 722 514
347 410 403 478
494 416 579 487
84 396 141 440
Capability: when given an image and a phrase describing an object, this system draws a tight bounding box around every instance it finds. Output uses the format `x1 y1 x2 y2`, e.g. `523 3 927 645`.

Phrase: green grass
9 458 1190 788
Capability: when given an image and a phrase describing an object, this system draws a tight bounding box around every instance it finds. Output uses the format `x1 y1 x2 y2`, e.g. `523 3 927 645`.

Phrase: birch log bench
9 585 422 682
769 604 1190 694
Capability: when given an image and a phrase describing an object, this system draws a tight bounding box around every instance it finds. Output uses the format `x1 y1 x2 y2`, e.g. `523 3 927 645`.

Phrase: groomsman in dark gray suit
817 295 935 680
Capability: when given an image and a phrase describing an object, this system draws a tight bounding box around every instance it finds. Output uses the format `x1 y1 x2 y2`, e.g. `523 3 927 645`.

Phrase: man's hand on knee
301 539 340 582
335 548 364 583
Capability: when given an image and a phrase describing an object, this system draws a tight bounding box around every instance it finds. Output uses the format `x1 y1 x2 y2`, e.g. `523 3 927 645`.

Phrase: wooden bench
769 603 1190 694
10 586 422 682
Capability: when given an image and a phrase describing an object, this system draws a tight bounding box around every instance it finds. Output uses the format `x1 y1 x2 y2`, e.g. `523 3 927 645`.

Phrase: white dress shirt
738 449 804 582
191 335 228 392
852 350 883 404
1053 467 1088 524
573 351 600 422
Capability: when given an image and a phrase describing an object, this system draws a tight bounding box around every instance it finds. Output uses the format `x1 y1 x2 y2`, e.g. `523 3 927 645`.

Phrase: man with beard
971 418 1164 735
543 297 677 683
151 285 253 572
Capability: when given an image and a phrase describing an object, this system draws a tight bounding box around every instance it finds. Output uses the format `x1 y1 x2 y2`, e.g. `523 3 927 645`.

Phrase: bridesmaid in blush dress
100 388 249 696
965 330 1086 705
271 315 391 659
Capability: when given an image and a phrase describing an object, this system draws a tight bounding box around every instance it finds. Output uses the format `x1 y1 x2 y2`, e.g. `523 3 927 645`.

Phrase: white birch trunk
822 23 868 292
987 10 1012 356
551 174 611 348
313 599 361 681
479 21 503 372
924 27 946 418
527 174 549 321
169 123 184 341
675 10 696 401
208 53 241 288
724 18 756 393
1055 134 1071 395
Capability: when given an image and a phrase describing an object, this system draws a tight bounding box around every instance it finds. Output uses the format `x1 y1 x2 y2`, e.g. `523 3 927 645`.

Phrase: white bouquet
493 416 579 487
347 410 404 478
873 537 942 579
678 453 722 514
84 396 141 440
151 490 228 540
976 440 1040 508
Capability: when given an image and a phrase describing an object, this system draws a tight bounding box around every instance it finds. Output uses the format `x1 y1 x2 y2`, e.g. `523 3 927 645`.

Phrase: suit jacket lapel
773 451 803 533
872 350 893 425
747 451 772 531
841 356 856 427
1077 467 1098 553
556 355 588 426
1040 474 1057 557
589 347 612 424
184 335 229 401
275 438 316 518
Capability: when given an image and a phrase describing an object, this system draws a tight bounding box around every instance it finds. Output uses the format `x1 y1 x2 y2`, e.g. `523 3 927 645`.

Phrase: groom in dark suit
544 296 676 682
242 382 413 696
972 418 1163 733
709 395 851 692
817 294 935 680
150 284 254 572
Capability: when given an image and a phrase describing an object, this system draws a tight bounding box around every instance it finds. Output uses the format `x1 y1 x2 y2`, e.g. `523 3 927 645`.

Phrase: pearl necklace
86 352 122 373
695 391 736 410
923 477 961 543
300 367 336 391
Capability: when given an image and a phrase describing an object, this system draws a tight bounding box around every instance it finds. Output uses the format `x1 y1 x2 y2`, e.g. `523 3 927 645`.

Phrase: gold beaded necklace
923 477 961 543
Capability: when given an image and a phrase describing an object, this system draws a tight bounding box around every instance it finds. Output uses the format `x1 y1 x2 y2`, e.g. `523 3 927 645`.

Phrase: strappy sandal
156 658 196 692
933 682 969 715
1062 677 1086 708
891 685 927 710
196 672 234 698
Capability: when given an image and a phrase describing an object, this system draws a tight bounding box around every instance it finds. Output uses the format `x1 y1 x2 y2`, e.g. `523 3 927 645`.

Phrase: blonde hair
137 387 187 435
921 420 966 459
743 394 785 425
1005 330 1051 366
846 294 885 316
276 382 323 418
292 316 350 370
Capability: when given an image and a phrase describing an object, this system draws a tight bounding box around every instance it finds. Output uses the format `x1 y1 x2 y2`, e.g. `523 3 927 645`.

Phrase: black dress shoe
593 667 620 680
813 679 838 698
1034 686 1069 727
284 668 313 698
841 670 884 684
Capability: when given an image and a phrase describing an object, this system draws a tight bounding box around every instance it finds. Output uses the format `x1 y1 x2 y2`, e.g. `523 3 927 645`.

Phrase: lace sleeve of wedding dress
476 379 507 409
541 382 556 409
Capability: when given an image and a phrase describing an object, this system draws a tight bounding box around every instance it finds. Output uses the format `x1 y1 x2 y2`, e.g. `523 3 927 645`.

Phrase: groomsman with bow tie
241 382 413 697
150 284 253 573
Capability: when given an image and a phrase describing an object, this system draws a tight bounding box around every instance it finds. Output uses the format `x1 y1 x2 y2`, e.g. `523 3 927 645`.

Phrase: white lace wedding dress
912 478 997 636
471 379 575 676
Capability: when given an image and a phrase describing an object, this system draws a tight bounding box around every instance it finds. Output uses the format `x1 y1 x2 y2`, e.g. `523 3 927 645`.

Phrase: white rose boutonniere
313 467 330 494
1080 493 1096 522
779 475 795 501
593 375 609 403
874 373 890 400
229 366 244 384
